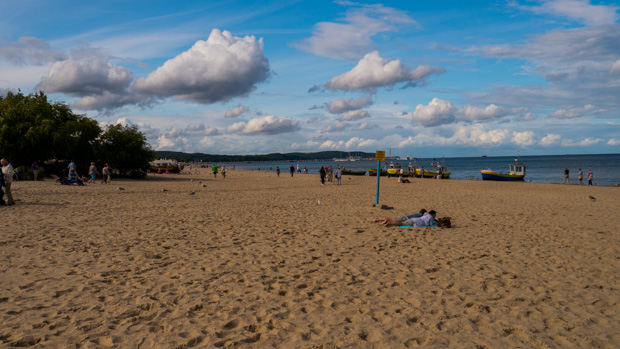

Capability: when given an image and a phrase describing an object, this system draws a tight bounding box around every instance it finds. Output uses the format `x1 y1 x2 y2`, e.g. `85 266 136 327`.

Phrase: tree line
0 91 154 179
154 150 375 163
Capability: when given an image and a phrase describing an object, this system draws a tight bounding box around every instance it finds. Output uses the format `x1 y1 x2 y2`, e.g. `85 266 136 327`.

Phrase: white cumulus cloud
512 131 536 146
540 133 562 146
225 105 249 118
459 104 510 122
325 51 444 92
134 29 270 104
412 98 457 127
227 115 299 135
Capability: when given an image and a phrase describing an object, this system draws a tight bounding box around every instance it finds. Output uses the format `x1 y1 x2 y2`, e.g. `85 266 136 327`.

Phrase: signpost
375 151 385 205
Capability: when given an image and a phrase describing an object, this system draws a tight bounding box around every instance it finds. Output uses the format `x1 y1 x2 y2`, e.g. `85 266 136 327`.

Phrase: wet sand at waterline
1 170 618 348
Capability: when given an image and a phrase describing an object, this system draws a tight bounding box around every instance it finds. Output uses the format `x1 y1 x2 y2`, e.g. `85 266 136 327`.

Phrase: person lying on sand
373 209 451 228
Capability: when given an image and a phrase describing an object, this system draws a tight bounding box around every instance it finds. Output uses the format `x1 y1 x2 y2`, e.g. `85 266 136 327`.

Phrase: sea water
226 154 620 186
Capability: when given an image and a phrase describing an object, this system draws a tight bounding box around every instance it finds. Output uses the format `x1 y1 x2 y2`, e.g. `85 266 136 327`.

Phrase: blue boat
481 157 526 181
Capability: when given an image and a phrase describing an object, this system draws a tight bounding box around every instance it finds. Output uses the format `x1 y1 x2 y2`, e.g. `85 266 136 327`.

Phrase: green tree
96 124 155 179
0 91 100 167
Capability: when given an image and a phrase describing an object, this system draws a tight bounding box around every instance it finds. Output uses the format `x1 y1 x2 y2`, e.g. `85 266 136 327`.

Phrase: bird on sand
189 191 195 195
589 195 596 202
116 186 125 191
161 188 168 192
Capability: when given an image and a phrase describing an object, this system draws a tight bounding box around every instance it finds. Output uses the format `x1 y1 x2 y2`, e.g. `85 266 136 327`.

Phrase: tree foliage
96 124 154 178
0 91 153 178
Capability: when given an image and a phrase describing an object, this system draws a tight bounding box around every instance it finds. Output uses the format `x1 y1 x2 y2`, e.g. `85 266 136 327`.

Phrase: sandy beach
1 169 618 348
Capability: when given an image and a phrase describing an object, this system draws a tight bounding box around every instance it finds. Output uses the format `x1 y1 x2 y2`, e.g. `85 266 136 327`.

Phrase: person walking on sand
101 163 111 184
297 164 301 173
88 162 99 184
221 166 227 179
578 168 583 185
587 169 593 185
211 164 218 178
276 166 280 177
335 167 342 185
1 158 16 205
319 166 326 185
289 165 294 177
32 161 39 181
563 167 569 184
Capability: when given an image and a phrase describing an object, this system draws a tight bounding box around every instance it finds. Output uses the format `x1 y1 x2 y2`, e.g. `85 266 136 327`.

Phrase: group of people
564 167 594 185
211 165 227 179
59 161 111 186
373 209 451 228
319 166 342 185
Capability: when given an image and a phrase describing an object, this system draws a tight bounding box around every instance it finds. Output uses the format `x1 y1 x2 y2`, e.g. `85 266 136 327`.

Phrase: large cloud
293 4 416 60
227 115 299 135
134 29 270 104
37 59 133 96
325 51 444 92
412 98 457 127
328 96 373 113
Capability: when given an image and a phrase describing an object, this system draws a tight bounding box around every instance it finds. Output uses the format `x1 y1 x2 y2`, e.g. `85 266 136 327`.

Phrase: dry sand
1 169 618 348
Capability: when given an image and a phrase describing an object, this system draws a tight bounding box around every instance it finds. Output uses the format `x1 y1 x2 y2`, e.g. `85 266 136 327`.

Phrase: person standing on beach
88 162 99 184
0 167 6 205
587 169 593 185
563 167 569 184
319 166 326 185
68 160 76 175
276 166 280 177
211 164 218 178
289 165 294 177
297 164 301 173
1 158 15 205
578 168 583 185
32 161 39 181
101 163 111 184
335 167 342 185
221 166 227 179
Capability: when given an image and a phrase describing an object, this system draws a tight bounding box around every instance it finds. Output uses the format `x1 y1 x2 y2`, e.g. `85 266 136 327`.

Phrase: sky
1 0 619 157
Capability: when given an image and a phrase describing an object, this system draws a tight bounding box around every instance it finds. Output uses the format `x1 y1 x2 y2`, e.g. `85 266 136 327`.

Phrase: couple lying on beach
373 209 451 228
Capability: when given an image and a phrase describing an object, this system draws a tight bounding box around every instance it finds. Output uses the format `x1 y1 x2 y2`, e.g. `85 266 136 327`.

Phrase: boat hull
341 169 366 176
481 170 525 181
415 169 450 179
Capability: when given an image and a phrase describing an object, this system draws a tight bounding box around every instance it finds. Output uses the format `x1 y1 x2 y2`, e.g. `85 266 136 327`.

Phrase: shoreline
1 170 618 347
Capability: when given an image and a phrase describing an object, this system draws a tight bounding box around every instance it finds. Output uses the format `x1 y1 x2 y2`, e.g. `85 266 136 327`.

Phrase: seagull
189 191 195 195
589 195 596 202
190 179 194 182
116 186 125 191
161 188 168 192
201 184 206 187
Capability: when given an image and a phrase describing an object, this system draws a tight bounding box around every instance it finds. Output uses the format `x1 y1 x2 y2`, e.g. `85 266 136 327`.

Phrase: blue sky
1 0 619 157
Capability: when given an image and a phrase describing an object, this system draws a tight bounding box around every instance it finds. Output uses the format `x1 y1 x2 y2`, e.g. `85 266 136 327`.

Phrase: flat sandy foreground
1 169 618 349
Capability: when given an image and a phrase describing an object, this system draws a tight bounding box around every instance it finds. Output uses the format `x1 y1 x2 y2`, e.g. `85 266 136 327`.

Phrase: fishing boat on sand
150 159 182 173
481 156 526 181
339 167 366 176
415 159 450 179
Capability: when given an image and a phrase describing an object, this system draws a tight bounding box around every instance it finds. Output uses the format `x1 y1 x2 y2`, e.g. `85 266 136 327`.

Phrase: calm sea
222 154 620 186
